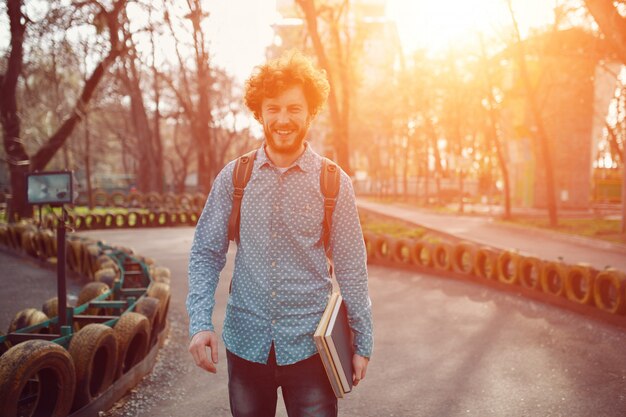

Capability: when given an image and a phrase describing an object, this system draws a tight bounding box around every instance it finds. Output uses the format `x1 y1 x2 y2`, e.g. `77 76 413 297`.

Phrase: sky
0 0 557 82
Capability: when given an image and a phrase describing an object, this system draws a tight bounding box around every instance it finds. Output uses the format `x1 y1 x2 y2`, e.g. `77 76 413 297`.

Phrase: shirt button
272 320 276 325
272 232 278 238
271 291 276 297
271 261 276 267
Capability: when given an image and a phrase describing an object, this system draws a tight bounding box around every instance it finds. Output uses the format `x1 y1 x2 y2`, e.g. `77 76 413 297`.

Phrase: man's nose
277 109 290 124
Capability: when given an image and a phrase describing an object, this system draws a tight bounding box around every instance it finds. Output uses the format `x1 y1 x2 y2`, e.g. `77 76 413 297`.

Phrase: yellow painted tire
474 247 498 280
362 232 376 262
432 242 453 271
518 256 543 290
564 263 596 305
497 251 521 285
593 269 626 314
373 235 392 261
540 262 567 297
390 238 411 264
410 240 433 268
452 241 476 275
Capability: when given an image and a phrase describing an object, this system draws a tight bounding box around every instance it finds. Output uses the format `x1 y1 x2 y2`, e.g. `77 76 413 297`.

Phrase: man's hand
352 354 369 386
188 330 219 373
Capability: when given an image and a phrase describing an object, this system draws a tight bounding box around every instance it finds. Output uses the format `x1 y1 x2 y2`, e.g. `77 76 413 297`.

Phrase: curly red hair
244 50 330 123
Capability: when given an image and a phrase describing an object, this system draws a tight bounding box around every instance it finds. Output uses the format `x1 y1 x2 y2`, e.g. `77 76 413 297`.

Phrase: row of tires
0 223 172 417
42 210 201 231
364 233 626 316
79 191 206 211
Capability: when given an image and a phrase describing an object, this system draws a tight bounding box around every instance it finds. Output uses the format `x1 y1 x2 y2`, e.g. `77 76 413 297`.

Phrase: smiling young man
186 51 373 417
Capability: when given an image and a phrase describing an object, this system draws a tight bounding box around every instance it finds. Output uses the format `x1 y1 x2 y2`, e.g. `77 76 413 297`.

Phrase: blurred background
1 0 625 238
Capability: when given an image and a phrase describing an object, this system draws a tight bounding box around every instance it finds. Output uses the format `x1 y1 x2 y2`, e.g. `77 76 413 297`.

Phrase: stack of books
314 292 354 398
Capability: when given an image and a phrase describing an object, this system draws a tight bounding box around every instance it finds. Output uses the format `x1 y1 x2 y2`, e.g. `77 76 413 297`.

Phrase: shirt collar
256 141 317 173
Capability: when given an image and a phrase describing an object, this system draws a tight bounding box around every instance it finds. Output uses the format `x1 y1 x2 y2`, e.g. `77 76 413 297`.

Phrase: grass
499 217 626 245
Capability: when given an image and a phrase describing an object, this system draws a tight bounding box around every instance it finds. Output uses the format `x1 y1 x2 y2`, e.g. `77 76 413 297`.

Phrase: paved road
78 227 626 417
358 199 626 272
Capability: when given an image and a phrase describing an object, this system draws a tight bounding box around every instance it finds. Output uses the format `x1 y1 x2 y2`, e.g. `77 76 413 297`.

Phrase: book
314 292 354 398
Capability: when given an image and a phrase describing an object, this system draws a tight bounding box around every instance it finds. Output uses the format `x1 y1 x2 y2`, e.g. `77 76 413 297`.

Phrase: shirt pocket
289 202 323 240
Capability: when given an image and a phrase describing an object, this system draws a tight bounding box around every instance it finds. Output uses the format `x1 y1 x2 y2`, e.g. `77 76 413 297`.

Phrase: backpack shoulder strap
320 157 340 254
228 149 257 242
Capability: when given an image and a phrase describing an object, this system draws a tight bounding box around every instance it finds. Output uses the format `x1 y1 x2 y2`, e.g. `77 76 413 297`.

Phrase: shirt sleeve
186 161 235 338
330 170 373 358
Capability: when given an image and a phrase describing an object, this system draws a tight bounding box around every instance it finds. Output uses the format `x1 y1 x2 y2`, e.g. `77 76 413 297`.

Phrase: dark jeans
226 346 338 417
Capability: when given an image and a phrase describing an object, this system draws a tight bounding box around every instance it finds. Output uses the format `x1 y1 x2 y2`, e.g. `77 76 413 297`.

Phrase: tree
1 0 129 220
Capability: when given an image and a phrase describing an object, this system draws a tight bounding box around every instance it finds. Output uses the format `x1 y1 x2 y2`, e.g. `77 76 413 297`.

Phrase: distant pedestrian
186 50 373 417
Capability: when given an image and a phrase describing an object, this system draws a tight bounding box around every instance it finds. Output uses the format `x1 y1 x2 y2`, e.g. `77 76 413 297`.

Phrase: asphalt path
79 227 626 417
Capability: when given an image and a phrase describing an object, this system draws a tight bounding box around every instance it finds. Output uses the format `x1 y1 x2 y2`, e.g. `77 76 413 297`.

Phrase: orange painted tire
593 269 626 314
373 235 392 261
432 242 453 271
474 247 498 280
390 238 411 264
497 251 521 285
518 256 543 290
362 232 376 262
109 192 127 208
452 241 476 275
540 262 567 297
409 240 433 268
127 192 143 208
93 190 109 207
564 263 596 305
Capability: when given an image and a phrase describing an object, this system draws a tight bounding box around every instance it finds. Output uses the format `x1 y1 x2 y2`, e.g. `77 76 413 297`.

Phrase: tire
68 323 118 410
518 256 543 290
42 297 60 318
474 247 498 280
362 232 376 262
114 312 150 378
0 332 10 357
150 266 171 284
390 238 411 264
373 235 392 261
8 309 50 334
76 282 111 315
564 263 596 305
432 242 453 271
540 262 566 297
134 297 162 346
593 269 626 314
95 268 119 288
497 251 520 285
410 240 433 268
147 283 171 334
0 339 76 417
452 241 476 275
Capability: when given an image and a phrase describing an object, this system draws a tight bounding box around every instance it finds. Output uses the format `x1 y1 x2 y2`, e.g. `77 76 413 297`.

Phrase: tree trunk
1 0 31 221
508 1 558 226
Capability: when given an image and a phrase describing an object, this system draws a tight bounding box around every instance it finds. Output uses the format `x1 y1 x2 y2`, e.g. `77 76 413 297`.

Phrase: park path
77 225 626 417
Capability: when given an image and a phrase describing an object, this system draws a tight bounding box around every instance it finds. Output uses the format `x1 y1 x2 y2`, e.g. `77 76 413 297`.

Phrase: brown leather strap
320 158 340 256
228 149 257 242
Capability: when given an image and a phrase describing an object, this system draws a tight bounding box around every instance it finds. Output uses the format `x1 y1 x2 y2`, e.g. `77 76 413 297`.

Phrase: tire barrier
0 340 76 417
114 312 150 379
68 324 118 411
362 232 376 261
564 263 596 305
497 250 521 285
593 269 626 315
373 235 392 261
540 262 567 297
0 222 173 416
474 247 499 280
410 240 433 268
390 238 411 264
452 241 476 275
72 191 207 213
519 256 543 290
432 242 453 271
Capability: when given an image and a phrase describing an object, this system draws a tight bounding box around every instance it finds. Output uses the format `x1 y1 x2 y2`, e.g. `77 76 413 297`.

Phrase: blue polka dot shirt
186 142 373 365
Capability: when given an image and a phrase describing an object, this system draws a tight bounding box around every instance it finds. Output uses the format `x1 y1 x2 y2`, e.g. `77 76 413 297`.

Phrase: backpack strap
228 149 257 243
320 158 340 255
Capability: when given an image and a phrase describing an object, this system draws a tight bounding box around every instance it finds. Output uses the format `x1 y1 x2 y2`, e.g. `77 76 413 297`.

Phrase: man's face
261 84 311 155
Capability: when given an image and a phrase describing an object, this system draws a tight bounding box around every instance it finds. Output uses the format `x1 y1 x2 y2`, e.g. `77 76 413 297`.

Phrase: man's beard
263 121 309 155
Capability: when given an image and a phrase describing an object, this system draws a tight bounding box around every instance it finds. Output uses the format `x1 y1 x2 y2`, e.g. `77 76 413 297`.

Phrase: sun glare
387 0 555 54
